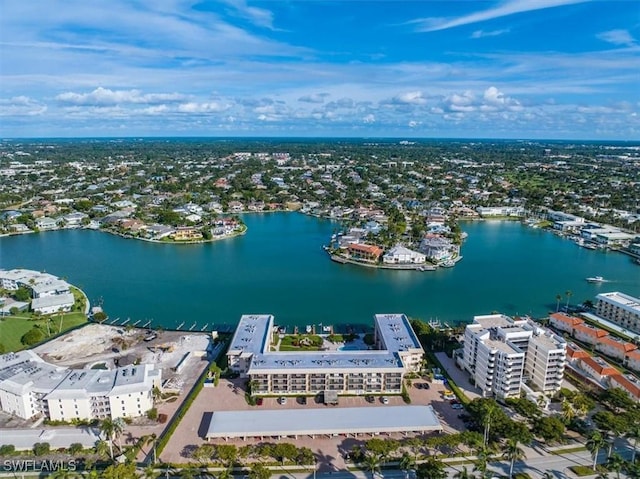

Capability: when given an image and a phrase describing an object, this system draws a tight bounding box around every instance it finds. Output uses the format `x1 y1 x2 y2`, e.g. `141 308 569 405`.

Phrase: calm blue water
1 213 638 331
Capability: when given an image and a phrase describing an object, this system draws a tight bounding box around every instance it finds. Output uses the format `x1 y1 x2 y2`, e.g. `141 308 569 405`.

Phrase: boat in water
585 276 606 283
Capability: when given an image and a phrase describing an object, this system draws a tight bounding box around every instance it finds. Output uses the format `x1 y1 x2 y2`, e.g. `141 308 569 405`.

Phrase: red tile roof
580 356 618 376
550 312 584 327
598 336 637 353
573 323 608 338
609 374 640 399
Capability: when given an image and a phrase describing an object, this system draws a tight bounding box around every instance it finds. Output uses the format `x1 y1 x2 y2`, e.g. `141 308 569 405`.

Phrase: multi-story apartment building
461 315 566 399
227 314 424 396
596 292 640 334
0 351 161 420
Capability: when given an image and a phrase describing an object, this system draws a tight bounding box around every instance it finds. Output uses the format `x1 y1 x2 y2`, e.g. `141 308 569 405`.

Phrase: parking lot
160 376 468 468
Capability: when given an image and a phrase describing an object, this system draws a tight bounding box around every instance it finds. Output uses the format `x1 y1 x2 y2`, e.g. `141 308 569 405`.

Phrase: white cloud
56 87 188 106
298 92 330 103
177 102 230 113
0 96 47 116
411 0 591 32
471 29 510 39
408 120 420 128
393 91 428 105
363 114 375 123
597 29 636 47
220 0 275 29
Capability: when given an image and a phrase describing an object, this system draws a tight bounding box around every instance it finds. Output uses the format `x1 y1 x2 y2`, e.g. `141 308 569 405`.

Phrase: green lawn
0 312 88 353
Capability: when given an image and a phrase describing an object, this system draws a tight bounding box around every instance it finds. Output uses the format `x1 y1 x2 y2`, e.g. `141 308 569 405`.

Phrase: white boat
305 325 312 334
585 276 606 283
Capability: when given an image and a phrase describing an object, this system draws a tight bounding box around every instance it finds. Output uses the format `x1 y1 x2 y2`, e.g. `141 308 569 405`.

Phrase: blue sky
1 0 639 139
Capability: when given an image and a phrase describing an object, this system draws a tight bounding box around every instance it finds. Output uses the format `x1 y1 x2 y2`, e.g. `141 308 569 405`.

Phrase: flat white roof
597 292 640 315
205 405 442 438
374 314 423 352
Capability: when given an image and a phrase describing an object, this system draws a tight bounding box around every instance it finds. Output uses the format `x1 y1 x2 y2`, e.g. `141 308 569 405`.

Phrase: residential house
35 217 58 230
171 227 203 241
577 356 619 383
347 243 383 263
382 245 426 265
595 336 637 361
572 323 609 346
608 374 640 402
549 312 584 334
624 350 640 373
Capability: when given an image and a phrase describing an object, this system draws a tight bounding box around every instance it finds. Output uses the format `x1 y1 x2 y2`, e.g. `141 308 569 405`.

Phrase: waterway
0 213 638 331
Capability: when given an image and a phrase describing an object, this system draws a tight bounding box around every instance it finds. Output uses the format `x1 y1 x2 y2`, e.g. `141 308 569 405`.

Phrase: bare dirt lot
34 324 210 374
160 376 468 470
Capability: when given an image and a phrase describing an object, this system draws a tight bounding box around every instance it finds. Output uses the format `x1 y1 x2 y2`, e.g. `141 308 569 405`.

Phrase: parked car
297 396 307 405
365 395 375 403
278 396 287 405
256 397 264 406
451 403 464 410
381 396 389 404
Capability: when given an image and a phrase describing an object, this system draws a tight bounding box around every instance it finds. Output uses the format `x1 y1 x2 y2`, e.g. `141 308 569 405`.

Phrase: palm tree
503 438 525 478
565 290 572 310
555 294 562 312
99 419 115 460
141 465 159 479
586 431 608 471
473 445 490 477
561 399 576 424
606 453 625 479
364 453 381 478
111 417 125 452
399 452 416 474
94 439 110 460
416 457 447 479
626 423 640 463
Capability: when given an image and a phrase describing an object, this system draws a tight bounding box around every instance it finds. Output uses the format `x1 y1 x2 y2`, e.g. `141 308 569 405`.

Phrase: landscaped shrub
0 444 15 455
33 442 50 456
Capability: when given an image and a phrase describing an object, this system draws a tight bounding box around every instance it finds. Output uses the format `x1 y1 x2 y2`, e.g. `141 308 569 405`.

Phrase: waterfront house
476 206 525 217
549 312 584 334
595 336 637 361
572 323 609 346
35 217 58 230
171 227 203 241
228 201 245 212
31 293 75 314
10 223 30 233
62 212 88 227
145 224 175 240
625 350 640 373
382 245 426 264
420 235 456 262
347 243 383 263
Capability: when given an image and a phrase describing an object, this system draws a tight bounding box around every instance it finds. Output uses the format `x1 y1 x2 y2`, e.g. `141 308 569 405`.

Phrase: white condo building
0 351 161 420
0 269 75 314
227 314 424 396
596 292 640 334
461 315 566 399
